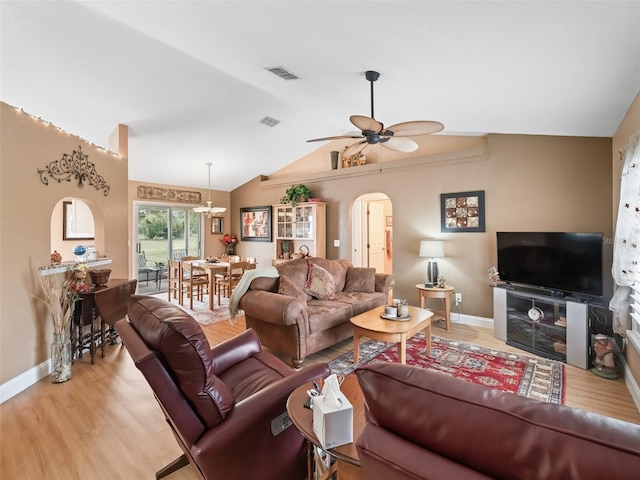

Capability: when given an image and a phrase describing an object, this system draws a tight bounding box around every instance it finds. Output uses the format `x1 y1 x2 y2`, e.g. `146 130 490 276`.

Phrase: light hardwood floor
2 317 639 480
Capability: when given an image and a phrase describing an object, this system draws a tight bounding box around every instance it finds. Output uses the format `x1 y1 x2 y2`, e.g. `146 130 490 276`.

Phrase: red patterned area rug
148 293 231 325
329 333 565 404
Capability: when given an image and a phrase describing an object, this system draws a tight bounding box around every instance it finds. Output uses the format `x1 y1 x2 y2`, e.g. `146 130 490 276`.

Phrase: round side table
415 284 455 331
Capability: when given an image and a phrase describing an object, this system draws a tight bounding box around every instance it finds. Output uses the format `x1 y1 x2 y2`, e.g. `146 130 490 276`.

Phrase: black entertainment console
493 285 608 369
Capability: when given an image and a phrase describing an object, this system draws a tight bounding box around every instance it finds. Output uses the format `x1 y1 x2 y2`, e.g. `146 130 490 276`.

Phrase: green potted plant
280 184 312 206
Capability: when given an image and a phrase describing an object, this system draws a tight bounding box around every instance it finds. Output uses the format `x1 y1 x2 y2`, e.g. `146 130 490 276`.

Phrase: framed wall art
211 217 223 234
440 190 485 233
240 206 272 242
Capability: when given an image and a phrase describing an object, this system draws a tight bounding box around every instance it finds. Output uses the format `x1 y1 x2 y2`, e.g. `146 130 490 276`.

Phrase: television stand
493 286 590 369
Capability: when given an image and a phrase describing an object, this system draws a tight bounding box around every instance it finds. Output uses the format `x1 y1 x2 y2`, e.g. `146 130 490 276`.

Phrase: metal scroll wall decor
37 146 111 196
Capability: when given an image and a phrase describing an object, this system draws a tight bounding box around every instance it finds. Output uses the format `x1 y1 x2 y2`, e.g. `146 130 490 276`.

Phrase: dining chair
243 256 257 265
213 255 241 287
216 261 247 305
181 259 209 309
167 260 182 303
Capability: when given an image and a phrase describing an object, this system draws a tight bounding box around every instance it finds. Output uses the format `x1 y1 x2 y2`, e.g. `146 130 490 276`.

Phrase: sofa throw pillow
278 274 310 302
304 261 337 300
344 267 376 293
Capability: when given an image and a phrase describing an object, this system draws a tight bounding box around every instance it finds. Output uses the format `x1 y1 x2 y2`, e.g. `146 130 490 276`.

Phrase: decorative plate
380 313 412 321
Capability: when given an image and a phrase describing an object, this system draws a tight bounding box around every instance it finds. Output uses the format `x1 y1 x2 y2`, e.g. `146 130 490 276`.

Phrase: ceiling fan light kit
308 70 444 157
193 162 226 218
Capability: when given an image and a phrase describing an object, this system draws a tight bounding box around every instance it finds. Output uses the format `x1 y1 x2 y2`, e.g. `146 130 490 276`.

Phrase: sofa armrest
210 328 262 375
375 273 395 300
239 290 306 327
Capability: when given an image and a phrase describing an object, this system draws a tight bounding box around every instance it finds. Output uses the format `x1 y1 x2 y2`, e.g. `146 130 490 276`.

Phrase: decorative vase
225 244 236 255
51 332 72 383
397 300 409 318
330 150 339 170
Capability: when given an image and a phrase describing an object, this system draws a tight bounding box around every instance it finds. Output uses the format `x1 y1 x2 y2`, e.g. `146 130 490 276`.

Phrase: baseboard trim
0 359 50 404
452 312 494 329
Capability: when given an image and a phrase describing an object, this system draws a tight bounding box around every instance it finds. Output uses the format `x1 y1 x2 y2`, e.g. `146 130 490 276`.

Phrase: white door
367 202 385 271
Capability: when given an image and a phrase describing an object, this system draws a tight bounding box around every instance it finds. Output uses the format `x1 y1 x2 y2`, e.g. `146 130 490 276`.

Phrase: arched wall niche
50 198 106 262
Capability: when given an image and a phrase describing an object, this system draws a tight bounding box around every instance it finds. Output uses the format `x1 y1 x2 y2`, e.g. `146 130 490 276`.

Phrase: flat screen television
497 232 603 298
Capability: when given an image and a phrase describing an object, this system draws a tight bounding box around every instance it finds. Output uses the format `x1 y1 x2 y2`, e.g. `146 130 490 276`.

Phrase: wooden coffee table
350 305 433 364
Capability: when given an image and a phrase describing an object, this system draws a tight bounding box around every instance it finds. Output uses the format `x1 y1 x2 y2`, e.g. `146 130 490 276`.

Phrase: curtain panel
610 131 640 336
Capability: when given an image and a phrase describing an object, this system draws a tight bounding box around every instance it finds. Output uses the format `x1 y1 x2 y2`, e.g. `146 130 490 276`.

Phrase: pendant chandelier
193 162 226 218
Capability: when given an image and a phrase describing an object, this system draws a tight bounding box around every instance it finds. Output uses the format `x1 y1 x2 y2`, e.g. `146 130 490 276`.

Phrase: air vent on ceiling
266 66 300 80
260 116 280 127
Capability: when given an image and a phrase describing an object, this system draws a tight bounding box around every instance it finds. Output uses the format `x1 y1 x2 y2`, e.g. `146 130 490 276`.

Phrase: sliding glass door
136 204 202 266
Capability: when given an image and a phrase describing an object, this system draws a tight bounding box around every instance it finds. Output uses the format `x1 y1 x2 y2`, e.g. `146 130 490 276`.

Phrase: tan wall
233 134 613 319
612 90 640 386
127 180 231 267
0 102 129 385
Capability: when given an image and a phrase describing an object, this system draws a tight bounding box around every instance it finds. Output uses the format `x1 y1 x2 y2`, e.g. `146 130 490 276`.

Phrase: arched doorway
351 193 392 275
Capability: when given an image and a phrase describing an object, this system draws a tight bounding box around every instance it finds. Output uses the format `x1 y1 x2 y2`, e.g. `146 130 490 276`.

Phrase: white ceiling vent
266 66 300 80
260 116 280 127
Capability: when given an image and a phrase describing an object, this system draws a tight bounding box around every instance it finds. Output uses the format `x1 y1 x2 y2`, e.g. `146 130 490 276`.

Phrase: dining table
188 260 230 310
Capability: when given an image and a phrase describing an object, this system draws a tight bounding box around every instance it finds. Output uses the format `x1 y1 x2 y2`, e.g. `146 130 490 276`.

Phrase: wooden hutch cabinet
273 201 326 264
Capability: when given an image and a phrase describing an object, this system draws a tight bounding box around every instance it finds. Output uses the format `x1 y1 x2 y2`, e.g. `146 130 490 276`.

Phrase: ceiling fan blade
385 120 444 136
350 115 383 133
343 140 368 157
307 134 363 143
382 136 418 153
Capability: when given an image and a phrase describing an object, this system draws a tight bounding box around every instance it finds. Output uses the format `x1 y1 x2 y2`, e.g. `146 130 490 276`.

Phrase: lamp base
427 260 439 285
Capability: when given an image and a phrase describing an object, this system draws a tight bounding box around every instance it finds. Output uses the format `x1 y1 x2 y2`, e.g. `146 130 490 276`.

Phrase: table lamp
419 239 445 287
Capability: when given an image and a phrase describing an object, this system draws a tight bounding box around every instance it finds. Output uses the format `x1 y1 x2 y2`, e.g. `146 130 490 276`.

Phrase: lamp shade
419 239 445 258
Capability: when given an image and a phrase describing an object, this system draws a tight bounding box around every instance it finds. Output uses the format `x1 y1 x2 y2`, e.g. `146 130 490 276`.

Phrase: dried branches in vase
35 268 79 383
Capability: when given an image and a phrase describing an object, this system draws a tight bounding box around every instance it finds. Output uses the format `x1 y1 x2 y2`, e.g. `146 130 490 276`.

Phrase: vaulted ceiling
2 1 639 191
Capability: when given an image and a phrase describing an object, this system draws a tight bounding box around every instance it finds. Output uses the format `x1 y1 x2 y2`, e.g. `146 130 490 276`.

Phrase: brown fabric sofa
239 258 394 367
115 295 330 480
355 363 640 480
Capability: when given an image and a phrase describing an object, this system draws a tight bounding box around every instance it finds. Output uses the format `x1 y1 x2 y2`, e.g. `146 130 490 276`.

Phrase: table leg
306 440 313 480
89 308 96 365
444 294 451 331
100 320 105 358
399 336 407 364
209 275 215 310
353 330 361 364
419 291 425 309
425 323 432 357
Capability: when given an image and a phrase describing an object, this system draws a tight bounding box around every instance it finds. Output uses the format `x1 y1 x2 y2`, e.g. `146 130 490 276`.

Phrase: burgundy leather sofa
115 295 330 480
355 363 640 480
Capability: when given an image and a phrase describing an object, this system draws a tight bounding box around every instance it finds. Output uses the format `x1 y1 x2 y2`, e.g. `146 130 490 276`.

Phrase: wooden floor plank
1 316 638 480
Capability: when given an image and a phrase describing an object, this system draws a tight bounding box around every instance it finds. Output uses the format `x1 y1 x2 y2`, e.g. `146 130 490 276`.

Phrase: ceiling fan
307 70 444 156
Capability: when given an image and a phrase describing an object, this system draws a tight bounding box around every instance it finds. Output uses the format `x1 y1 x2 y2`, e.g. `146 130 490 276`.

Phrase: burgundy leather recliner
355 362 640 480
115 295 330 480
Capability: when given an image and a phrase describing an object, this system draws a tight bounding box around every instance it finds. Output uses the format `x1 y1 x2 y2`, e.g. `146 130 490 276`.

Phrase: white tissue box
312 393 353 449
